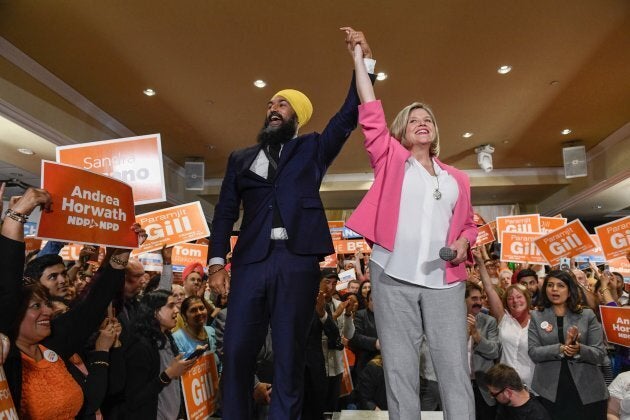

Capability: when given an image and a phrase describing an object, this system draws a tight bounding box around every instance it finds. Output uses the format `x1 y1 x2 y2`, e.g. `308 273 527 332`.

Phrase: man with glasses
480 364 551 420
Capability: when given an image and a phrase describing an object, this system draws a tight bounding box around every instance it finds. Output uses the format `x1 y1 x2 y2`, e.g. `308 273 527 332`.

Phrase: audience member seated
357 355 387 411
478 363 551 420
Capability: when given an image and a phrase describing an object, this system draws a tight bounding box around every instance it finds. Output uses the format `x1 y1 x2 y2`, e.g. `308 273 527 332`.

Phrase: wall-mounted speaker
562 145 587 179
185 161 205 190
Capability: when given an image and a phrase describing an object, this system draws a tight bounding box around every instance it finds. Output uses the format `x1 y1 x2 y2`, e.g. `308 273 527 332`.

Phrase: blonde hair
389 102 440 157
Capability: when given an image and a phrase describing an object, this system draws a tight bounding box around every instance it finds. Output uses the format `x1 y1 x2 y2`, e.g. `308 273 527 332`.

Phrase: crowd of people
0 27 628 420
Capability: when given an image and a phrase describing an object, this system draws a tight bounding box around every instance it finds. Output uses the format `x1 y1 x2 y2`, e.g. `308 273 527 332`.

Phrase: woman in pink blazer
342 28 478 419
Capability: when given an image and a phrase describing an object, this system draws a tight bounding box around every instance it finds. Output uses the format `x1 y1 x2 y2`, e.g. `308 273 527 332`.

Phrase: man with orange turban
209 29 375 418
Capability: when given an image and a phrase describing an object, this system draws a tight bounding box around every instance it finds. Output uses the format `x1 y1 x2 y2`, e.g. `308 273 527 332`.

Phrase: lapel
275 135 301 174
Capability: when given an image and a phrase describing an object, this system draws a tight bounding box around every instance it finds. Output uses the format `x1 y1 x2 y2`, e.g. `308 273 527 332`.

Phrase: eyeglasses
489 387 507 398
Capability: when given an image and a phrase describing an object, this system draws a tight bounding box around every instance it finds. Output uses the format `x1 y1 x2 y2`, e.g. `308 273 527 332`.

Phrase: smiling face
266 96 296 129
506 288 528 316
360 281 371 298
19 297 53 344
184 299 208 330
403 108 435 149
156 296 179 332
546 277 569 307
39 263 69 299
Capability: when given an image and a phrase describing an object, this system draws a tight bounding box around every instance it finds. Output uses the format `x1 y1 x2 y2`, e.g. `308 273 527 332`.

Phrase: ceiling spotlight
17 148 35 155
561 129 572 135
254 80 267 88
497 65 512 75
462 132 474 138
143 88 156 96
594 204 603 209
502 140 510 144
474 144 495 173
376 72 388 81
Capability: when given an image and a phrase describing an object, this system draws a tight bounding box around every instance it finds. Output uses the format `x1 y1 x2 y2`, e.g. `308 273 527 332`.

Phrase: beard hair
257 114 298 146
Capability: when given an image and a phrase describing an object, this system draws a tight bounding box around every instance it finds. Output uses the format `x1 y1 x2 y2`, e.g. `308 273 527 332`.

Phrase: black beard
257 114 298 146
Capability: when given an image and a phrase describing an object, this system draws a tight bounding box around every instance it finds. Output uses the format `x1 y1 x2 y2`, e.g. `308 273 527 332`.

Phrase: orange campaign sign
58 244 105 262
339 348 354 397
56 134 166 205
595 216 630 261
0 367 17 419
474 223 496 248
229 235 238 252
534 219 596 266
328 221 345 241
24 237 43 255
171 243 209 267
320 253 338 268
500 232 547 264
333 239 372 254
539 216 567 234
574 235 607 263
496 214 541 241
599 306 630 347
37 161 137 248
609 257 630 281
180 352 219 419
135 202 210 254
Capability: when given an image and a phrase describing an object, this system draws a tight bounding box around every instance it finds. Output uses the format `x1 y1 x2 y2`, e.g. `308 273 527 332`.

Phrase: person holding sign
528 270 608 419
207 30 376 418
0 188 147 419
344 28 477 418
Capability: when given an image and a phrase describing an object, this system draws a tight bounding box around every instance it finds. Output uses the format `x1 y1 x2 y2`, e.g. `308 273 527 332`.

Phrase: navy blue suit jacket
211 73 363 265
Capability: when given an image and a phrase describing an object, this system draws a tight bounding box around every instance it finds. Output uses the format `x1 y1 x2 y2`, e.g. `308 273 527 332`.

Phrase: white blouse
371 157 458 289
498 309 535 387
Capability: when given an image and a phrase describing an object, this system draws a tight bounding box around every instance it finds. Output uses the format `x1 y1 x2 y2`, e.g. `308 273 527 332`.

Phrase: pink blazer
346 100 478 284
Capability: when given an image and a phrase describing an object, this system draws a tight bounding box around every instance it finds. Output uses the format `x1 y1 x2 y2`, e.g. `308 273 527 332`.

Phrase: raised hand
340 27 372 59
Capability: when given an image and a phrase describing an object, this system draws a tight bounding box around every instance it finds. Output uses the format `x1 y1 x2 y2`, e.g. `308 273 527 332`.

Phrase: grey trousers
370 262 475 420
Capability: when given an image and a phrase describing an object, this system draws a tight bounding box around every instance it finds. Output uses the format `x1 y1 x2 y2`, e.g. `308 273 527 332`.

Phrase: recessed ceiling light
497 65 512 75
502 140 510 144
561 129 572 135
462 132 474 138
594 204 603 209
525 162 533 167
254 80 266 88
17 148 34 155
376 72 388 81
143 88 156 96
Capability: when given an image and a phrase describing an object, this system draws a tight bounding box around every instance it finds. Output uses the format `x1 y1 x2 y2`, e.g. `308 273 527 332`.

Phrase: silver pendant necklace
433 174 442 200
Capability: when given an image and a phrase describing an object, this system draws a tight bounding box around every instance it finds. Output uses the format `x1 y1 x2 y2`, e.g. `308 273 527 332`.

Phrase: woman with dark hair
357 280 371 310
123 289 196 419
172 296 217 360
528 270 608 419
0 188 145 419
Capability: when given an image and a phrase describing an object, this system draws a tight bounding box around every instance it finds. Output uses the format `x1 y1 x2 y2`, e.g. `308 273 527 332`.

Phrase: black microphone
439 247 457 262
